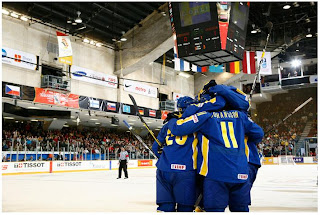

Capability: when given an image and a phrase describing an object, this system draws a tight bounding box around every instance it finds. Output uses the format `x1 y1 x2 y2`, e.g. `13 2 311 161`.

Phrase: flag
242 51 256 74
56 31 73 65
174 46 190 71
226 61 241 74
139 108 144 115
89 99 99 108
256 51 272 75
149 110 156 117
107 102 116 111
191 64 202 72
209 65 223 73
123 105 131 113
5 85 20 96
201 66 208 72
174 58 190 71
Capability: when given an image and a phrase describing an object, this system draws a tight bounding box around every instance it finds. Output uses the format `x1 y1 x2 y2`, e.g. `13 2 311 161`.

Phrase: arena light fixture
75 11 82 23
83 38 89 43
10 12 19 18
72 22 77 25
251 29 257 34
291 59 301 67
296 49 299 52
178 72 191 78
111 124 118 126
31 119 38 122
63 124 69 127
2 9 10 15
306 33 312 38
95 122 100 125
20 16 28 21
283 4 291 9
120 37 127 42
53 118 57 120
90 118 98 121
27 106 40 109
4 117 14 119
96 43 102 47
155 128 160 130
90 40 95 45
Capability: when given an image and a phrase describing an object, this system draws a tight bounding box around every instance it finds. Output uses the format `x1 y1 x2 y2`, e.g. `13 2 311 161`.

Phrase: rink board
2 160 157 175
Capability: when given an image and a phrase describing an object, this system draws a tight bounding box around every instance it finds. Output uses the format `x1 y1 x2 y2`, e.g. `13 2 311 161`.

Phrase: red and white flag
242 51 256 74
149 110 156 117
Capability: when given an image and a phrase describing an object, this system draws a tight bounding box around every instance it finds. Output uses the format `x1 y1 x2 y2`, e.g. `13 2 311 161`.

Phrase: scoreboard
169 2 249 67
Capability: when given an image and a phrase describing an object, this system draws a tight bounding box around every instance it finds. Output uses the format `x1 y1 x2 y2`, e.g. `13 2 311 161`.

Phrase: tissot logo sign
57 162 82 167
14 162 45 168
123 80 158 98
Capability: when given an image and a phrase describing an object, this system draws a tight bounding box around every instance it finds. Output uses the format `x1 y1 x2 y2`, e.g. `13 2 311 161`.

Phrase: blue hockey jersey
168 111 264 183
152 113 212 172
209 85 250 111
182 95 226 118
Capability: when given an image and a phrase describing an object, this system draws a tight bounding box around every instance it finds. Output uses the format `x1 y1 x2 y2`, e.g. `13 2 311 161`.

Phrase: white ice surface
2 165 318 212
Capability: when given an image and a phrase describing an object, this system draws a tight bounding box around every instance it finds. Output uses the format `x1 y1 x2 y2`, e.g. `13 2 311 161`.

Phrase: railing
41 75 71 92
2 142 156 162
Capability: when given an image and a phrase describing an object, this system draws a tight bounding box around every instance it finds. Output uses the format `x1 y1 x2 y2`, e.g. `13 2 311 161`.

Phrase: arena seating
256 88 317 157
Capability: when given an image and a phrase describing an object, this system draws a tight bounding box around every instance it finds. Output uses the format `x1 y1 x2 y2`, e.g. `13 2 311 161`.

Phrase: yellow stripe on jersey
244 136 249 162
176 115 194 125
236 88 247 96
199 136 209 176
192 133 198 170
221 122 231 148
228 122 238 148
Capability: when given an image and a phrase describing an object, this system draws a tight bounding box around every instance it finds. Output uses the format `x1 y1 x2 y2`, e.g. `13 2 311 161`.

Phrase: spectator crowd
256 87 317 157
2 120 155 161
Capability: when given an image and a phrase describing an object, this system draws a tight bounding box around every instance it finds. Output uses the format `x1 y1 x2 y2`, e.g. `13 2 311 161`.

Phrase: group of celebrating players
152 80 264 212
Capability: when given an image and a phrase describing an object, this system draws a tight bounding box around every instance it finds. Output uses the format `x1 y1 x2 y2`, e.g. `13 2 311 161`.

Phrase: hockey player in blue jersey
152 96 197 212
193 82 263 208
152 96 227 212
168 108 264 212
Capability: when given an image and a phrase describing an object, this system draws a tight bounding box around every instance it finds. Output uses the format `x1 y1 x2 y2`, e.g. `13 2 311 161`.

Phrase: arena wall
2 16 194 109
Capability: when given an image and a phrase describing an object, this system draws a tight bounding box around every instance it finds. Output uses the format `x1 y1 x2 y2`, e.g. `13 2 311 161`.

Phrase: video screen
179 2 211 27
230 2 248 30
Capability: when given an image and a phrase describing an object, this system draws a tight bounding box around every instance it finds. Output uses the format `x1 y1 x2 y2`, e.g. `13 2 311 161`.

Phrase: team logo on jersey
171 164 186 170
238 174 248 180
192 114 199 123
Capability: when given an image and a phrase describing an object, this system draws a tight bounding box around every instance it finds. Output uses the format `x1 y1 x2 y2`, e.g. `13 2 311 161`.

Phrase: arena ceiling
3 2 317 66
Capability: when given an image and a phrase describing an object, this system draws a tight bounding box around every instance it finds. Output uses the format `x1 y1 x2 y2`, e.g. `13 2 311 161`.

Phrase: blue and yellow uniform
168 110 264 212
152 117 201 212
182 95 226 118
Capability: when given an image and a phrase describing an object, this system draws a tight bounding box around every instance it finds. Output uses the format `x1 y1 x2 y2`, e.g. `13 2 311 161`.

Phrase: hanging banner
34 88 79 108
256 51 272 75
2 47 38 70
56 31 73 65
71 65 118 88
123 79 158 98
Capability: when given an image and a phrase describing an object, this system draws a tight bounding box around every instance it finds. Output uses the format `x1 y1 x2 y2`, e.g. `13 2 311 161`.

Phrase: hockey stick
123 120 158 159
128 94 163 147
249 22 273 99
264 97 313 135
